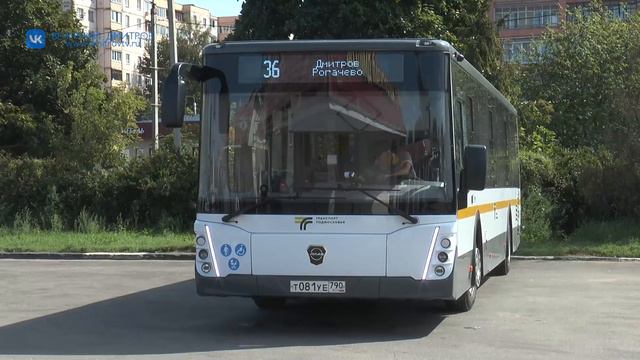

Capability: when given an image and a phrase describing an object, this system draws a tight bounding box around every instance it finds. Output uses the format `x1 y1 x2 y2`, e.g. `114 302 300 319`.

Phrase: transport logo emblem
295 216 313 231
307 246 326 265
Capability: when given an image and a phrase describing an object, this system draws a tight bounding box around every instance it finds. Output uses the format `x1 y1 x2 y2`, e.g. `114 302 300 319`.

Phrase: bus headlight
201 263 212 273
198 249 209 260
196 236 206 246
437 252 448 263
440 238 451 249
434 266 445 276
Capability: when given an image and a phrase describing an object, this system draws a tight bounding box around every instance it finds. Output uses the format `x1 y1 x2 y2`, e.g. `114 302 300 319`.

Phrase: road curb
0 252 195 260
513 255 640 262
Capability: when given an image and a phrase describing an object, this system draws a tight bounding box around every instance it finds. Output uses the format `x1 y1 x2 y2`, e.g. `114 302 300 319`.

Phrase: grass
517 219 640 257
0 229 193 253
0 219 638 257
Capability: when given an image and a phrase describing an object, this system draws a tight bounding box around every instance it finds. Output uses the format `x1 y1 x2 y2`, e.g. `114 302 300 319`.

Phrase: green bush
12 208 39 233
521 186 555 244
74 208 104 233
0 143 198 232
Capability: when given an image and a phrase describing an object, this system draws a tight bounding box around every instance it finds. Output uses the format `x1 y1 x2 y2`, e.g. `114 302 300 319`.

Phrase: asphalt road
0 259 638 360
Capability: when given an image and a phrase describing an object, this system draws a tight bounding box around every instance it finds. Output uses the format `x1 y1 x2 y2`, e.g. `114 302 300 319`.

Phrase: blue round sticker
220 244 232 257
228 257 240 271
235 244 247 256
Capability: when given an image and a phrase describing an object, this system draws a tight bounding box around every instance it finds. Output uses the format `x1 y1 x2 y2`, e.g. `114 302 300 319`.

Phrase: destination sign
238 52 404 84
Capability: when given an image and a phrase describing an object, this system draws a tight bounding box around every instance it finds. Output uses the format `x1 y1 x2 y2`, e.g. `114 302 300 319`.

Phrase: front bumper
195 272 456 300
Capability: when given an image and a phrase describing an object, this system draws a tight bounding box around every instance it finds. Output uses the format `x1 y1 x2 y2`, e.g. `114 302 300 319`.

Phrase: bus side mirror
463 145 487 191
161 63 189 128
161 62 228 128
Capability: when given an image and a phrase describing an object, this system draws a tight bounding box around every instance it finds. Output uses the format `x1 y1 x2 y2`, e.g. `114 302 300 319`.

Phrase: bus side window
455 100 464 169
489 110 494 149
467 96 474 143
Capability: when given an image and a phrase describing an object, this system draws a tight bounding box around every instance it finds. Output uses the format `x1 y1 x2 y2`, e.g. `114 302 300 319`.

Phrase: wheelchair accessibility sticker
235 244 247 256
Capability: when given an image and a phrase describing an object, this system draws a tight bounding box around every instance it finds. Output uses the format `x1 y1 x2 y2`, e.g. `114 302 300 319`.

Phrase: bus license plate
289 280 346 294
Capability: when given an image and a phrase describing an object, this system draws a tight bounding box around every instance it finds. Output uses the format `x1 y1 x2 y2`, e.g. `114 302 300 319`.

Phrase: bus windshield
199 51 455 216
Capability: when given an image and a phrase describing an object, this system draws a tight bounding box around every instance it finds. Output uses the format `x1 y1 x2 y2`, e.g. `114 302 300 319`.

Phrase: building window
126 53 130 65
158 7 167 18
110 31 123 42
156 25 169 37
496 5 559 30
502 39 533 63
126 73 131 83
203 18 207 27
124 15 130 27
88 10 95 22
112 69 123 81
137 18 142 29
112 51 122 61
77 8 85 20
193 15 197 23
111 11 122 24
137 0 142 11
124 0 129 8
176 11 183 22
567 2 638 21
111 0 121 3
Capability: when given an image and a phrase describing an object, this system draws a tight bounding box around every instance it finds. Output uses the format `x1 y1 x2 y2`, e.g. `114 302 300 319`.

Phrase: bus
161 39 520 312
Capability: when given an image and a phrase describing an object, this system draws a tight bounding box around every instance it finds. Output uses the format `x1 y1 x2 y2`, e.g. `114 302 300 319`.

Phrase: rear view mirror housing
463 145 487 191
161 64 188 128
161 63 227 128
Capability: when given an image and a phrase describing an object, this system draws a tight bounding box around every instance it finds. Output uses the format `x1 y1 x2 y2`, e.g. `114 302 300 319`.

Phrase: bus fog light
434 266 445 276
198 249 209 260
196 236 206 246
437 252 448 262
201 263 211 273
440 238 451 249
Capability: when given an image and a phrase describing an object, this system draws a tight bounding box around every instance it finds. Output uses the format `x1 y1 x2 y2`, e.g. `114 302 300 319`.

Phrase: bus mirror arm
161 62 228 128
463 145 487 191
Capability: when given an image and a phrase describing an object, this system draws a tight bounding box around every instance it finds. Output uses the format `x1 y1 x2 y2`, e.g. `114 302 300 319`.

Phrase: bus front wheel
445 243 481 312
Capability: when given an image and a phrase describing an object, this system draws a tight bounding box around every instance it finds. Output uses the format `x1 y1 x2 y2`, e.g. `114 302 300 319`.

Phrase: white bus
162 39 520 312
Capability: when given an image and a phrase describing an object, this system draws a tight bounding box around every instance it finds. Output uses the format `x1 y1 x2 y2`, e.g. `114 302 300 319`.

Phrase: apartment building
62 0 220 88
216 16 237 41
491 0 639 61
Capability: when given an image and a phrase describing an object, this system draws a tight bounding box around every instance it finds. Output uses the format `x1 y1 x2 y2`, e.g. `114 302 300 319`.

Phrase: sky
187 0 244 17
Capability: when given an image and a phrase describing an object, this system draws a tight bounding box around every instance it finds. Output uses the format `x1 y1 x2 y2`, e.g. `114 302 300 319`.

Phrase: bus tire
445 240 481 312
253 297 286 310
495 216 512 276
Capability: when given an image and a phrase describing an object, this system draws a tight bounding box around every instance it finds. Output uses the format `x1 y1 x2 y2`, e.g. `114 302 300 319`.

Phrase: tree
521 4 640 150
0 0 146 166
517 3 640 225
0 0 99 157
139 22 214 113
230 0 503 82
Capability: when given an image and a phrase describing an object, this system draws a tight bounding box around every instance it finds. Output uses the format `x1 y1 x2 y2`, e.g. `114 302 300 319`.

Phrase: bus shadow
0 280 447 356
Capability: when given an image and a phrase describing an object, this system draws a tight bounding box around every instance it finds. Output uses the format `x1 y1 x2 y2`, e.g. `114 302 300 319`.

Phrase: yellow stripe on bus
457 198 521 220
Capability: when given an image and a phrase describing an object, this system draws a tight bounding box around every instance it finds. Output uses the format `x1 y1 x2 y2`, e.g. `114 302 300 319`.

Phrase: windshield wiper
299 185 418 224
222 196 275 223
222 192 343 222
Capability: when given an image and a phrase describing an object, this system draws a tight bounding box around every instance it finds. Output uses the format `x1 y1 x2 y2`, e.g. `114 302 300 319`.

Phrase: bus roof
203 39 516 115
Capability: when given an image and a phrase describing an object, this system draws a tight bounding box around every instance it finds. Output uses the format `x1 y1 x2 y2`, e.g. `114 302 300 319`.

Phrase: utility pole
151 1 159 151
167 0 181 149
